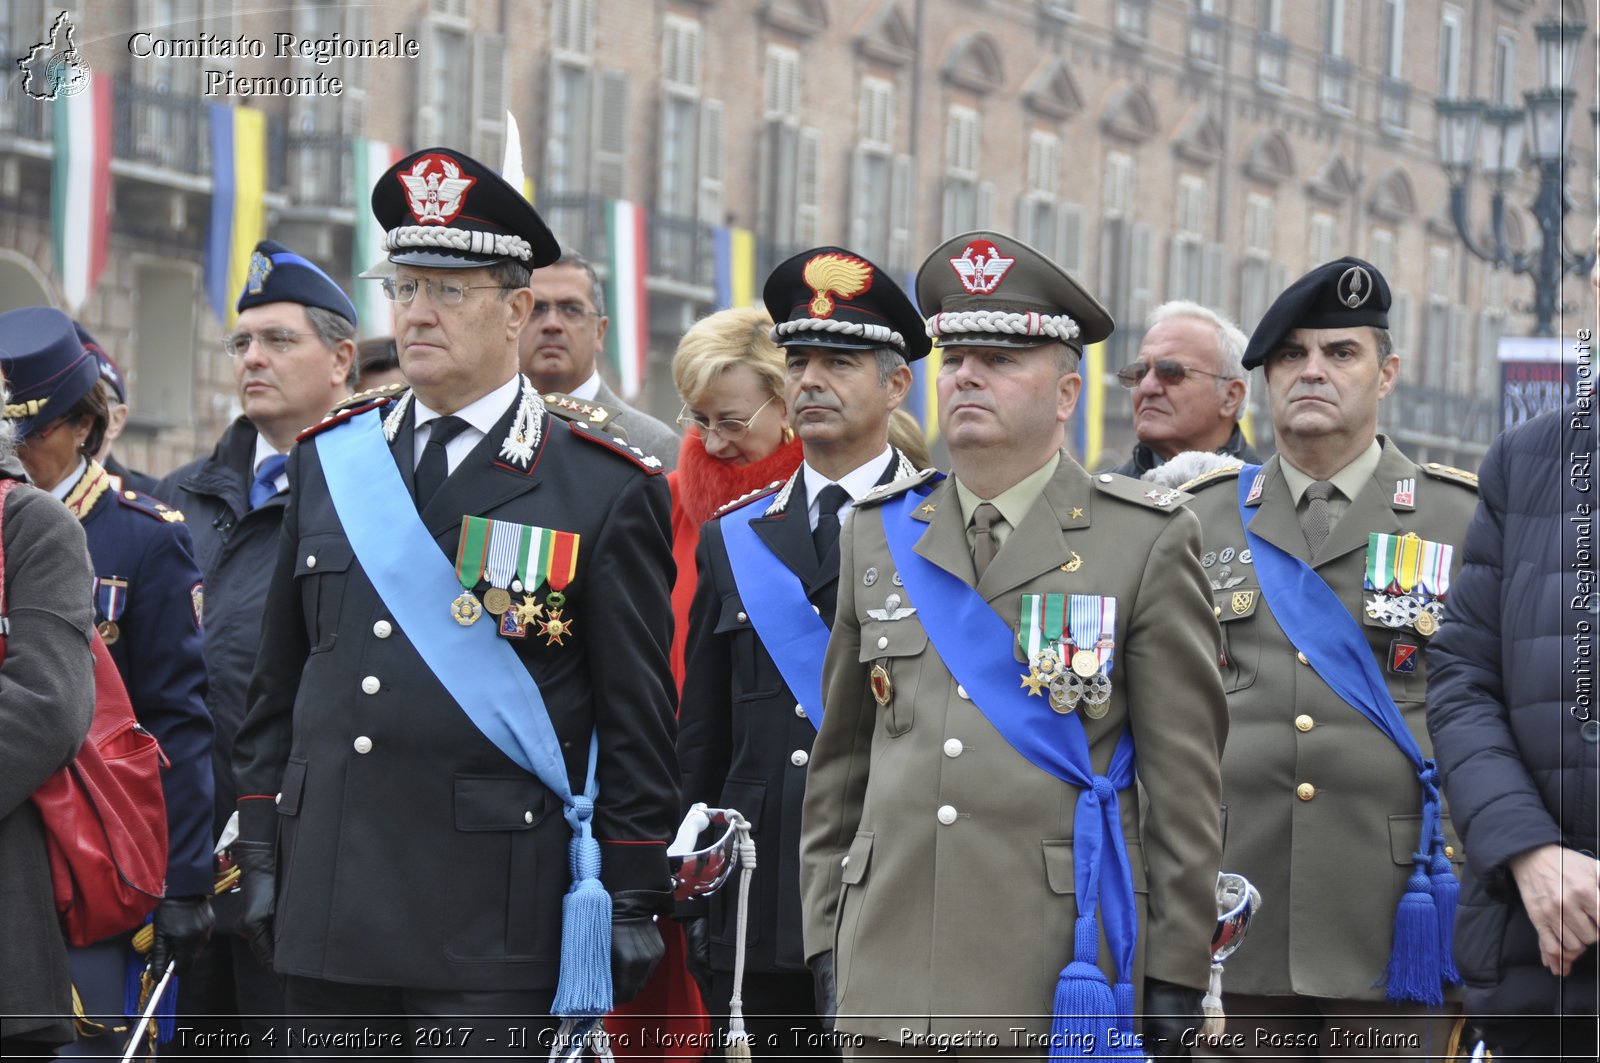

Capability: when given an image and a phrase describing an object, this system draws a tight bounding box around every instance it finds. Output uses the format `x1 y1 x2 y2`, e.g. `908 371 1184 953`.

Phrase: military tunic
799 454 1228 1042
232 385 680 990
1181 438 1477 1001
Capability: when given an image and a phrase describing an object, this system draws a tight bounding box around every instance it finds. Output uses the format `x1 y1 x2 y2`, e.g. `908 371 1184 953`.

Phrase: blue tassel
1382 865 1443 1006
551 833 613 1017
1049 917 1119 1062
121 943 177 1043
1429 849 1462 985
1110 981 1144 1058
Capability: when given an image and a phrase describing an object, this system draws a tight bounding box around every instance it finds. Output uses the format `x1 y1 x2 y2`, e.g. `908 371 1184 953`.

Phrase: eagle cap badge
397 153 476 225
802 252 874 317
950 239 1015 295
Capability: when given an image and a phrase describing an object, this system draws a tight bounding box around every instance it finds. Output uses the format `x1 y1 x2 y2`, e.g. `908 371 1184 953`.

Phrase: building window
656 15 706 272
1115 0 1150 41
1439 5 1463 97
1099 153 1148 363
1257 0 1288 90
1493 31 1518 106
1379 0 1409 132
1371 229 1411 356
758 45 803 250
1477 269 1507 395
1240 193 1275 329
1168 176 1207 302
1423 245 1454 388
1189 0 1222 68
942 106 991 238
849 77 907 268
1017 130 1064 259
1309 212 1336 266
135 263 197 426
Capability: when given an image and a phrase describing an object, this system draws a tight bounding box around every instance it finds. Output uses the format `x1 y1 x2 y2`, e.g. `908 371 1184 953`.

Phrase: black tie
812 484 849 563
414 415 469 509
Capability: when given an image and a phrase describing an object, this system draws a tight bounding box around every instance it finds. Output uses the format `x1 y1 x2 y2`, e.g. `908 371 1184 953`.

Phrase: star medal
1048 672 1082 714
1019 594 1069 696
453 517 492 622
1082 673 1112 718
481 519 525 616
95 575 129 645
538 607 574 646
513 594 544 625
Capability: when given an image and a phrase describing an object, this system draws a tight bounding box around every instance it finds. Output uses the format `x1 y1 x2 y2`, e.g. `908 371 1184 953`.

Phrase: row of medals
1366 592 1443 637
451 582 574 645
1025 645 1111 718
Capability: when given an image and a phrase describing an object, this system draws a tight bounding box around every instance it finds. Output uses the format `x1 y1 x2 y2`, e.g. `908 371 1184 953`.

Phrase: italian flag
353 138 403 338
604 199 648 399
52 77 113 312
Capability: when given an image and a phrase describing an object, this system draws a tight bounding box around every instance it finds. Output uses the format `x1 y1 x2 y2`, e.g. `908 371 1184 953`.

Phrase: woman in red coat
609 307 802 1058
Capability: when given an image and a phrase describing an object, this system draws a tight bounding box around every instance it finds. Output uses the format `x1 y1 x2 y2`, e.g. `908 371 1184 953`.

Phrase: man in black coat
1426 402 1599 1060
159 238 358 1050
231 148 679 1050
678 247 930 1057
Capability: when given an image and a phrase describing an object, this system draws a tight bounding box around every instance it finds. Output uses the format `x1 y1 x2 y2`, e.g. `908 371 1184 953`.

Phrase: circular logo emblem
47 52 92 98
1337 265 1373 309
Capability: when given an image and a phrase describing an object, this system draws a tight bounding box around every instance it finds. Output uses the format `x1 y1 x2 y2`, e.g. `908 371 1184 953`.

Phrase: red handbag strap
0 477 15 622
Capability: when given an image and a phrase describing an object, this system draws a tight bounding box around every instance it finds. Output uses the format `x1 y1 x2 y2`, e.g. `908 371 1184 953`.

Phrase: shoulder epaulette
1421 462 1479 490
567 420 664 474
543 392 620 430
116 487 185 523
1092 471 1191 512
713 481 784 518
297 395 389 442
855 467 943 510
331 382 407 414
1179 465 1244 493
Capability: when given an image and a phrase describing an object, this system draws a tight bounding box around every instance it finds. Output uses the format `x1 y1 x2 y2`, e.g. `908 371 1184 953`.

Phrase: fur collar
673 431 805 529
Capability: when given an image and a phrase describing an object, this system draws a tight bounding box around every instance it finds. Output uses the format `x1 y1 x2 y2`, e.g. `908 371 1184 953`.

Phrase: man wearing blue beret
1183 258 1478 1057
159 238 358 1049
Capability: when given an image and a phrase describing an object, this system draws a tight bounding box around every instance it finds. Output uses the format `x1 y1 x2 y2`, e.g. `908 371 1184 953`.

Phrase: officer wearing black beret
1 307 216 1047
1182 257 1478 1055
677 247 928 1056
231 147 680 1046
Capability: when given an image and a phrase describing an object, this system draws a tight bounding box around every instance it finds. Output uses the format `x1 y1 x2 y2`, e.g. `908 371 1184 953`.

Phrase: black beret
372 147 560 270
236 239 359 325
75 322 126 403
1243 256 1390 369
915 230 1113 351
762 246 931 362
0 307 101 439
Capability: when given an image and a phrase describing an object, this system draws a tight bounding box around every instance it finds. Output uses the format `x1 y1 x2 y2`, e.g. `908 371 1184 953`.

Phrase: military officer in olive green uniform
799 231 1227 1060
1182 258 1477 1058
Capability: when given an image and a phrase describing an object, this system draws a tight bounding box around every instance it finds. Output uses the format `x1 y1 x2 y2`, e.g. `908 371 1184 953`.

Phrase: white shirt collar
251 432 288 474
570 370 602 402
48 459 89 502
414 374 523 439
802 446 895 531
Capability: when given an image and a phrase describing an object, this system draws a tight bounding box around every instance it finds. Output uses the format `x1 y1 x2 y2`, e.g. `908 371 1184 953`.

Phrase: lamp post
1434 18 1595 337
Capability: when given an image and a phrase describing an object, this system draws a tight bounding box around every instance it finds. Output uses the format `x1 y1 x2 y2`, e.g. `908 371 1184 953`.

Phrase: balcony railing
285 132 354 207
0 93 51 140
115 80 211 175
649 213 716 290
1387 382 1497 448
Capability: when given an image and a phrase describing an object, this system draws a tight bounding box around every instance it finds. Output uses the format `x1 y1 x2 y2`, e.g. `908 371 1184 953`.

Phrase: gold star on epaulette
1069 507 1084 519
918 502 937 516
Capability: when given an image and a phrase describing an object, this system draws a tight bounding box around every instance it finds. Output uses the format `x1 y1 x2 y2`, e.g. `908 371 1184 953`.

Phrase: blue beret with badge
0 306 101 440
1242 255 1390 370
915 230 1114 353
236 238 359 325
371 147 561 270
762 246 932 362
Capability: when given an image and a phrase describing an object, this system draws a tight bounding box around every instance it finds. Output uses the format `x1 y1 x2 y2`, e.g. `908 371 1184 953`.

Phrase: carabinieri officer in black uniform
0 308 215 1044
678 248 931 1056
230 148 680 1053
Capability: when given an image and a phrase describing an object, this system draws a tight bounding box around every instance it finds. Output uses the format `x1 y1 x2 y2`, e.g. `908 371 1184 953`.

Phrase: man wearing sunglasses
1109 302 1260 479
158 238 358 1048
519 252 681 470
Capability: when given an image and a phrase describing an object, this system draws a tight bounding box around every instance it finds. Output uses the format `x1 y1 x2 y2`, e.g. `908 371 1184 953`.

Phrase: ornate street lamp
1434 18 1595 337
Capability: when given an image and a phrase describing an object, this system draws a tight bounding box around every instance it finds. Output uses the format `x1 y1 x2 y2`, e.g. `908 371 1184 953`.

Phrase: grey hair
0 372 15 460
1146 300 1250 406
305 305 360 388
549 250 606 318
1375 328 1395 361
1142 450 1244 490
872 348 908 385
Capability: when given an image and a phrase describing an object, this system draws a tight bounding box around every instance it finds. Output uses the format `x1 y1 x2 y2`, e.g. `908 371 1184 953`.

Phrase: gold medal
1071 649 1099 677
1413 609 1437 637
514 594 544 625
1020 668 1047 696
538 609 574 646
451 591 482 626
870 664 893 707
98 620 120 645
483 587 512 616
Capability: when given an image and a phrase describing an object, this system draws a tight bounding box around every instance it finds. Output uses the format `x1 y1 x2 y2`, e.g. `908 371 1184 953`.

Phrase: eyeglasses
675 395 777 439
532 300 599 323
1115 360 1232 388
380 276 517 306
221 329 312 358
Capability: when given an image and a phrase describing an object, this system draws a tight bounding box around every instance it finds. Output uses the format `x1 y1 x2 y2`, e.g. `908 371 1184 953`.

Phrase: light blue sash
720 501 829 730
880 487 1142 1059
1236 465 1457 1004
317 407 612 1017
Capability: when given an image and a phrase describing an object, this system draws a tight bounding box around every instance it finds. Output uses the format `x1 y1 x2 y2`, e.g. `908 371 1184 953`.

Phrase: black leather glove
231 841 277 970
681 915 713 1006
150 895 214 977
611 891 669 1005
810 951 837 1033
1142 978 1203 1061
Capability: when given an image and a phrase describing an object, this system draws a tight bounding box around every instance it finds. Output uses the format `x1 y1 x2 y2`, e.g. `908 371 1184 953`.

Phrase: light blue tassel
552 829 613 1017
1382 862 1443 1006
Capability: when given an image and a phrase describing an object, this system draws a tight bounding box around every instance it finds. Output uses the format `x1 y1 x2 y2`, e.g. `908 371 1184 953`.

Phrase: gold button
1445 845 1455 858
1295 714 1314 732
1296 651 1309 666
1296 782 1315 801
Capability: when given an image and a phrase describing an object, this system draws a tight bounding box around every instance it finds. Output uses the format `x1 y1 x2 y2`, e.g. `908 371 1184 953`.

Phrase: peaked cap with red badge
915 230 1113 353
371 147 561 269
762 246 932 362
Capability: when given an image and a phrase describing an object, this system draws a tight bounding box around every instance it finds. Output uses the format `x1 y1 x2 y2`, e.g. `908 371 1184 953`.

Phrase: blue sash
721 500 829 731
881 487 1142 1059
1236 465 1458 1004
317 408 613 1017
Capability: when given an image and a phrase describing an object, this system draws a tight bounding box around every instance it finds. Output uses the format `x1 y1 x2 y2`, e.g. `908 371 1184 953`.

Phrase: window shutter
795 127 821 247
1204 243 1228 310
698 99 725 224
1167 235 1186 303
849 147 870 252
889 153 913 271
1058 205 1083 274
413 19 438 147
977 181 996 230
471 34 506 164
591 69 630 199
1130 222 1154 332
